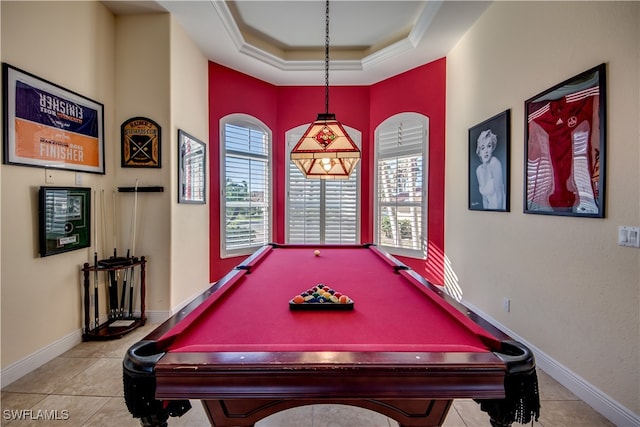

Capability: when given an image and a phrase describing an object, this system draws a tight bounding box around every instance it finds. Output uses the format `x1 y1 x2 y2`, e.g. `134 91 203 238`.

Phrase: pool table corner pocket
123 340 192 425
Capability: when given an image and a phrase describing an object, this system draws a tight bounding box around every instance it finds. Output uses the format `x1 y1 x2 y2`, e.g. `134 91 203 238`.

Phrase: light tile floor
1 323 615 427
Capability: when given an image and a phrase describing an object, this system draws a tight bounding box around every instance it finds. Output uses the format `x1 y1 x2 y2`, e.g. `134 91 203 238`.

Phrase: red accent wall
208 63 278 277
369 58 447 284
274 86 370 242
209 59 446 285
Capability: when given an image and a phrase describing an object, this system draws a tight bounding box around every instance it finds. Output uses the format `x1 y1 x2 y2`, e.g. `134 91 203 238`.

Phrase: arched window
285 124 361 244
220 114 272 258
374 113 428 259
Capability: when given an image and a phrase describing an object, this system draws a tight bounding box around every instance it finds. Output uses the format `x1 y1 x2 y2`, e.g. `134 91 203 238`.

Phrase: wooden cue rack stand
81 256 146 341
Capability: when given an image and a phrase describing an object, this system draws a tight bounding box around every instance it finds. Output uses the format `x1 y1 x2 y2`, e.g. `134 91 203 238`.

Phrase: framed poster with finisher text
2 63 105 174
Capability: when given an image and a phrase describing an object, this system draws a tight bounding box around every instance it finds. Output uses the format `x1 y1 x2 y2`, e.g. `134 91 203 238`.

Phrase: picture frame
39 186 91 257
178 129 206 204
121 117 161 168
524 63 606 218
468 109 510 212
2 63 105 174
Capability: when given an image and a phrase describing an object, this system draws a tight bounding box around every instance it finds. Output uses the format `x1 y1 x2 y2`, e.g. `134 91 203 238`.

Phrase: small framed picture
524 64 606 217
39 186 91 257
468 110 510 212
178 129 206 204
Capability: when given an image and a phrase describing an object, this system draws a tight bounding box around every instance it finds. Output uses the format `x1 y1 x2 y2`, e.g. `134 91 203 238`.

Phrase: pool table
123 244 539 427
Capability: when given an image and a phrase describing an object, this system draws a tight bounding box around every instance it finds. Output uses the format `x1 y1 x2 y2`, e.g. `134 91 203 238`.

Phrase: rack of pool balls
289 284 353 310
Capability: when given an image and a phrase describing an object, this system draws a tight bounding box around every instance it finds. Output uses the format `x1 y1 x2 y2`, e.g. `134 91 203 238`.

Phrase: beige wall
114 14 173 314
168 19 210 309
114 13 209 315
446 0 639 417
1 1 117 368
0 2 209 377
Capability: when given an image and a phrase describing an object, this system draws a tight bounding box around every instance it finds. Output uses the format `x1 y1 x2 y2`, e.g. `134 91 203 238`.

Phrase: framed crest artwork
121 117 161 168
524 64 606 217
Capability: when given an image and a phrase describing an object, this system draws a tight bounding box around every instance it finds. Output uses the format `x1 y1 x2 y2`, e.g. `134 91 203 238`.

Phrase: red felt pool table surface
124 244 539 427
158 244 501 354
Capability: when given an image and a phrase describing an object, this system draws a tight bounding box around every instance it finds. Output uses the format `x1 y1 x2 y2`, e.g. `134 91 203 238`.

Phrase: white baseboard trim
1 328 82 389
463 300 640 427
1 285 215 389
170 284 217 317
144 310 172 325
125 283 219 326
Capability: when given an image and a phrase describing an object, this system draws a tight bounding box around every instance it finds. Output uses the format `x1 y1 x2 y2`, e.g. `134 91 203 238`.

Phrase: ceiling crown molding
363 0 441 70
211 0 442 73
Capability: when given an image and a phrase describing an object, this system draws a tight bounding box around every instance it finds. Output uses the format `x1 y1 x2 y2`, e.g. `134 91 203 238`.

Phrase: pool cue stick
120 249 129 318
131 180 138 257
128 180 139 317
112 190 118 258
114 269 121 319
100 190 108 259
101 190 113 318
128 260 136 317
93 191 99 329
108 190 119 317
115 190 128 318
94 252 99 328
109 266 119 318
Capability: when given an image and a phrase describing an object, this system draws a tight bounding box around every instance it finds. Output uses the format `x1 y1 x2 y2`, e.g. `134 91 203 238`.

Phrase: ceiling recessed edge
408 0 443 46
239 42 363 72
362 0 442 70
362 38 414 70
210 0 244 50
213 0 431 74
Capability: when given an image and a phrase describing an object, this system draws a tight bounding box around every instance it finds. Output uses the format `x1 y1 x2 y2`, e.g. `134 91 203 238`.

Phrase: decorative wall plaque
121 117 161 168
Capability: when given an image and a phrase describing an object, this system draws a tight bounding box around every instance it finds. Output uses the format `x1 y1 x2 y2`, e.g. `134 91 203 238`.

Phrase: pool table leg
139 414 168 427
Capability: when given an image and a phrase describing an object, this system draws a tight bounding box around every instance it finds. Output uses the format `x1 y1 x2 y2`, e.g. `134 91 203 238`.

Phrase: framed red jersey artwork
524 63 606 218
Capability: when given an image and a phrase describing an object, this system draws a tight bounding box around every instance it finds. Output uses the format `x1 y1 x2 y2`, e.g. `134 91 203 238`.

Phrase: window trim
373 112 429 259
219 113 273 258
285 123 362 244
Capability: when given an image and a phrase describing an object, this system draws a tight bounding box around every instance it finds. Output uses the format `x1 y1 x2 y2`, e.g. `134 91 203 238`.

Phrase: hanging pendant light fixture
290 0 361 180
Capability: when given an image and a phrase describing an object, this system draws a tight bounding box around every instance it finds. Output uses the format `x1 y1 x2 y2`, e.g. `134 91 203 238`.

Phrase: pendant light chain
290 0 360 180
324 0 330 115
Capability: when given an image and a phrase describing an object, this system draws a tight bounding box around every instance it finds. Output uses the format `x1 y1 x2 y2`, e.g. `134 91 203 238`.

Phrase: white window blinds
286 125 361 244
221 116 272 257
374 113 428 259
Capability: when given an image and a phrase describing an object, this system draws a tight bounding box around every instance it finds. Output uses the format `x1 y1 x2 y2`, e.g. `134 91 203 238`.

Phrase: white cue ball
314 250 320 256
